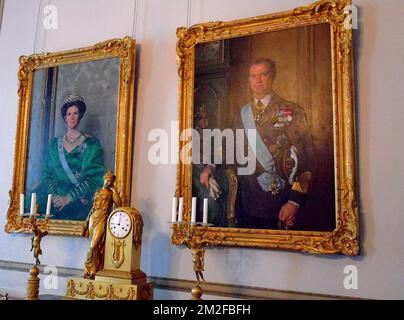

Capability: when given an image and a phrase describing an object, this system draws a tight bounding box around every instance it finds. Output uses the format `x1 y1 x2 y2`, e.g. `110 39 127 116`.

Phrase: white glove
208 176 221 200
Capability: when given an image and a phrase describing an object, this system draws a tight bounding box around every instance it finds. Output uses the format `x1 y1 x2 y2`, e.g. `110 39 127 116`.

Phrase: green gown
40 136 105 221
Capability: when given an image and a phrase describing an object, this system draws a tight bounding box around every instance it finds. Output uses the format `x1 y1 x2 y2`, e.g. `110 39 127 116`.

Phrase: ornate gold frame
5 36 136 236
172 0 359 255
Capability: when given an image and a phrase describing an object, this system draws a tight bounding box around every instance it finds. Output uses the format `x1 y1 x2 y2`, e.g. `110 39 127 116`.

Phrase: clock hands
110 212 131 237
118 212 122 226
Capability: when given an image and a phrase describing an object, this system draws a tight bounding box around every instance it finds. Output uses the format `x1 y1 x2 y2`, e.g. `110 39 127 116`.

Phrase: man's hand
199 166 214 188
278 202 299 227
53 195 72 210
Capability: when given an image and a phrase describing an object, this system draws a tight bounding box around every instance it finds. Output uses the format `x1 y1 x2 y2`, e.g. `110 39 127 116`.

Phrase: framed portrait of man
5 37 136 236
172 0 359 255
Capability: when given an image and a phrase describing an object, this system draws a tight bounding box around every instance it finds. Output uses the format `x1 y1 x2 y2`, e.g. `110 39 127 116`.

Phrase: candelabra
171 220 225 300
18 209 52 300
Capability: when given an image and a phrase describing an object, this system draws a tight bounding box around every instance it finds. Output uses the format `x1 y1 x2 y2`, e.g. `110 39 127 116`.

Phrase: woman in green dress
40 94 105 221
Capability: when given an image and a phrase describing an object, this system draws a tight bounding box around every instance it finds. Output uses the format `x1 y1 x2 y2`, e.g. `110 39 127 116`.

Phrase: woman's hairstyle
61 93 87 121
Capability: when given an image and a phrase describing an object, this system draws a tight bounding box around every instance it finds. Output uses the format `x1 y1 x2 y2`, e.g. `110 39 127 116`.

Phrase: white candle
178 197 184 223
171 197 178 223
30 193 36 216
46 194 52 216
203 198 208 224
191 197 197 223
19 194 24 216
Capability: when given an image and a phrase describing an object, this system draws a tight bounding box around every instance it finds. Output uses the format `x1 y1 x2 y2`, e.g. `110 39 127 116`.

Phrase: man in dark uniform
200 58 314 229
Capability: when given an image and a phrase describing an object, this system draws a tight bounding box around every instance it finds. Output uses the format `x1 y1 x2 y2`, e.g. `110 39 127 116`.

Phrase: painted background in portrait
193 23 335 231
25 57 119 220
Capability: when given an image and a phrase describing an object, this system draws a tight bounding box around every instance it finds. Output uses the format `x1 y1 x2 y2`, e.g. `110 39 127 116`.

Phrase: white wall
0 0 403 299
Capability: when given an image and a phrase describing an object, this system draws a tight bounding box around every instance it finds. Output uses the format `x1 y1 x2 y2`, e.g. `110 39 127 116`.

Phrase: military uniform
234 91 314 229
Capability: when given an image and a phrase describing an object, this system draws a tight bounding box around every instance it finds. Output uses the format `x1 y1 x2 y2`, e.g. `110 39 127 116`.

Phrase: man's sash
240 104 285 192
57 137 80 187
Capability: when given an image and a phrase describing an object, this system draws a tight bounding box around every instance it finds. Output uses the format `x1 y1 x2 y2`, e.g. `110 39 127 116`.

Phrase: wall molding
0 260 362 300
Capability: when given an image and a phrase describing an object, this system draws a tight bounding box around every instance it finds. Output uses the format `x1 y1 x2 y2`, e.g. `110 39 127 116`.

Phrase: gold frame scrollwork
172 0 359 255
5 36 136 236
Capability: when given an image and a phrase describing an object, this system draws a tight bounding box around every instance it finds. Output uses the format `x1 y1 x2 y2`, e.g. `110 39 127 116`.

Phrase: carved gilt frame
172 0 359 255
5 37 136 236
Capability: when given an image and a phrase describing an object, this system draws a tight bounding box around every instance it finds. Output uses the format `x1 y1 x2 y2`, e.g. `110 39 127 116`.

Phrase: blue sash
240 104 285 192
57 137 80 186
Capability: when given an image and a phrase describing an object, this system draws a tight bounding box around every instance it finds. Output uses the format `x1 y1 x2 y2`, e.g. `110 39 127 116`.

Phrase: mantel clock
66 207 153 300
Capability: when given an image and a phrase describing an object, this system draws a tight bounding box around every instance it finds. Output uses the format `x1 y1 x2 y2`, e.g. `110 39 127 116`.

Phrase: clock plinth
95 269 147 285
66 207 153 300
65 278 153 300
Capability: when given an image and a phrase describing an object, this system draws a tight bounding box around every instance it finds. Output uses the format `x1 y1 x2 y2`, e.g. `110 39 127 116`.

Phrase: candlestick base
26 266 40 300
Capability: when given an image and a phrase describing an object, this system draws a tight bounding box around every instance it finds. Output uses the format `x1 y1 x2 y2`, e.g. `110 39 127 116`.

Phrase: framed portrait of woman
172 0 360 255
5 37 136 236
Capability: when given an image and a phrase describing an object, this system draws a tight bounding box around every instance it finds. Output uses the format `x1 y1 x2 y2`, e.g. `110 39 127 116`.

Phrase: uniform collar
254 93 272 107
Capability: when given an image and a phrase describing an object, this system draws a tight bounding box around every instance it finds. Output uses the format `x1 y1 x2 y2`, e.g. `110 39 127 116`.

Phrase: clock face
109 211 131 238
